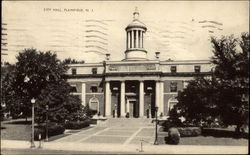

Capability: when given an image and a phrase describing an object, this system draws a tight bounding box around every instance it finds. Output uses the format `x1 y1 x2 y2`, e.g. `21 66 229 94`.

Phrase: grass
1 118 93 142
179 136 248 145
1 118 32 141
158 126 248 146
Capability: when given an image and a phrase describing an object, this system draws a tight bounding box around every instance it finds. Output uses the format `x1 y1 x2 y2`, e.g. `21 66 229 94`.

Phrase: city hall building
66 10 212 118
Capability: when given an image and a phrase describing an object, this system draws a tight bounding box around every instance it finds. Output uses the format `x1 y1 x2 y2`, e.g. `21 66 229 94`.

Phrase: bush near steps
64 120 91 129
34 122 65 140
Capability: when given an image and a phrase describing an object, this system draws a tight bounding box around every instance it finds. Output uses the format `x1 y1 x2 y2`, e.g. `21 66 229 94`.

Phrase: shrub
34 122 65 140
167 127 180 145
177 127 201 137
162 119 183 131
64 120 90 129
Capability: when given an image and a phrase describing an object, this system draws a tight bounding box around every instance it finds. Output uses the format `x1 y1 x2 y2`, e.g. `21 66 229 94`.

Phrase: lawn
1 118 32 141
1 118 92 142
158 126 248 146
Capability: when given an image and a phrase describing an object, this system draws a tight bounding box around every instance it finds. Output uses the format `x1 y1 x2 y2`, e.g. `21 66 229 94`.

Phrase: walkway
54 118 155 145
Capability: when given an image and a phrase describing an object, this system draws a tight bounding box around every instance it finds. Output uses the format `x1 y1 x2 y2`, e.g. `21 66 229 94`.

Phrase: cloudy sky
2 1 249 63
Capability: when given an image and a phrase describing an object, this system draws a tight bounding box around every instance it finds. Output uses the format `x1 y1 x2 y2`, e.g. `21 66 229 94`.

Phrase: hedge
162 120 184 131
34 122 65 140
64 120 91 129
177 127 201 137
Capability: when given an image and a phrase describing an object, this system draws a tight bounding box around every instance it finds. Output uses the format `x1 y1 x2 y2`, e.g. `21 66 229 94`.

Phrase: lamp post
30 98 36 148
45 105 49 142
154 106 159 145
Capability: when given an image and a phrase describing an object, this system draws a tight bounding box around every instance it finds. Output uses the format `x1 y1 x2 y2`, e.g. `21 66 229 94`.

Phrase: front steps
98 118 155 127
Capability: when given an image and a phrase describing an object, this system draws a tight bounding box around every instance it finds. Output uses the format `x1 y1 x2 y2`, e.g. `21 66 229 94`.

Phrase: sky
2 1 249 63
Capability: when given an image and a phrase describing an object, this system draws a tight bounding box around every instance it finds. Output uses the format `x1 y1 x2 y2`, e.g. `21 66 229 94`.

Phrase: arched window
167 97 178 115
89 97 99 111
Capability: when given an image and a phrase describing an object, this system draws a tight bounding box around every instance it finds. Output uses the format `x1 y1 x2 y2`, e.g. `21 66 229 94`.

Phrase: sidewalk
1 140 248 154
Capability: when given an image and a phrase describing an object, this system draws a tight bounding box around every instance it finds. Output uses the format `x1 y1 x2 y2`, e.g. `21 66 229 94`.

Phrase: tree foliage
35 82 84 123
2 48 86 122
177 77 219 125
1 63 22 119
176 33 249 131
63 58 85 64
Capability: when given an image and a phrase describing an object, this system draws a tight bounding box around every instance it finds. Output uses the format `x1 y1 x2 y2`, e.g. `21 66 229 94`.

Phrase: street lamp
154 106 159 145
45 105 49 142
31 98 36 148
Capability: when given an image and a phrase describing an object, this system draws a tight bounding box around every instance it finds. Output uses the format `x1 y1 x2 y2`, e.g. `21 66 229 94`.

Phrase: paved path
54 118 155 146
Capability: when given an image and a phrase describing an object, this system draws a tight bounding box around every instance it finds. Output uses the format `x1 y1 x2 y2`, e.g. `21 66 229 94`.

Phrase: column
159 81 164 115
155 81 160 113
139 80 144 117
140 31 142 48
126 98 130 113
126 32 128 49
142 32 144 48
120 81 126 117
105 81 111 116
131 30 134 48
129 31 133 48
128 31 130 49
135 30 138 48
139 30 141 48
81 83 86 106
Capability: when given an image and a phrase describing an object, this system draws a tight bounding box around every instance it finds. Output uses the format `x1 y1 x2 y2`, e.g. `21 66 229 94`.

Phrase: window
169 102 177 112
91 86 98 92
170 66 177 73
70 85 77 93
170 82 177 92
72 68 77 75
183 81 189 89
92 68 97 74
194 66 201 73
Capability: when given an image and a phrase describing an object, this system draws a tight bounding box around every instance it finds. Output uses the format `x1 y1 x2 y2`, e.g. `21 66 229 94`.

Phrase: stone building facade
65 9 213 118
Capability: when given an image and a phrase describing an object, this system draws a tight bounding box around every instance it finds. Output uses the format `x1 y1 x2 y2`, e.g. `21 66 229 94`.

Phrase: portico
104 79 164 118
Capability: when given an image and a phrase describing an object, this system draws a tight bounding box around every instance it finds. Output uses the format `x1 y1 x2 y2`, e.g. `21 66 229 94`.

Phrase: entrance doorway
129 100 139 118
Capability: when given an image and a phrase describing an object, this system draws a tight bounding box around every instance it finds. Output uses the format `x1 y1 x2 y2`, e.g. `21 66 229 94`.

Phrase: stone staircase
99 118 154 127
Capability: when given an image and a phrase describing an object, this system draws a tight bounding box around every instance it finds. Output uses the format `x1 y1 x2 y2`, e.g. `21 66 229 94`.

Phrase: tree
1 63 21 119
177 77 219 126
3 48 85 122
35 82 83 123
211 33 249 132
176 33 249 132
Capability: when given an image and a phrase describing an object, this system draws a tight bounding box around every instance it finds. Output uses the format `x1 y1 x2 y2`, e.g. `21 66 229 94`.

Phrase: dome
126 19 147 31
125 7 147 31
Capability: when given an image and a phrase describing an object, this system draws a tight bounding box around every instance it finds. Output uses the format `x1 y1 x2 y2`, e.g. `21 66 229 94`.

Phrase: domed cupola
124 7 147 61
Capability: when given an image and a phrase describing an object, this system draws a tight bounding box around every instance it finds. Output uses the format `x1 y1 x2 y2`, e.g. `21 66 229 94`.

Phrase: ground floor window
89 97 99 111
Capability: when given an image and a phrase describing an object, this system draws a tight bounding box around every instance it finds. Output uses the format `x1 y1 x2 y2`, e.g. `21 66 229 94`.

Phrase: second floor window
170 82 177 92
92 68 97 74
72 68 77 75
194 66 201 73
171 66 177 73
